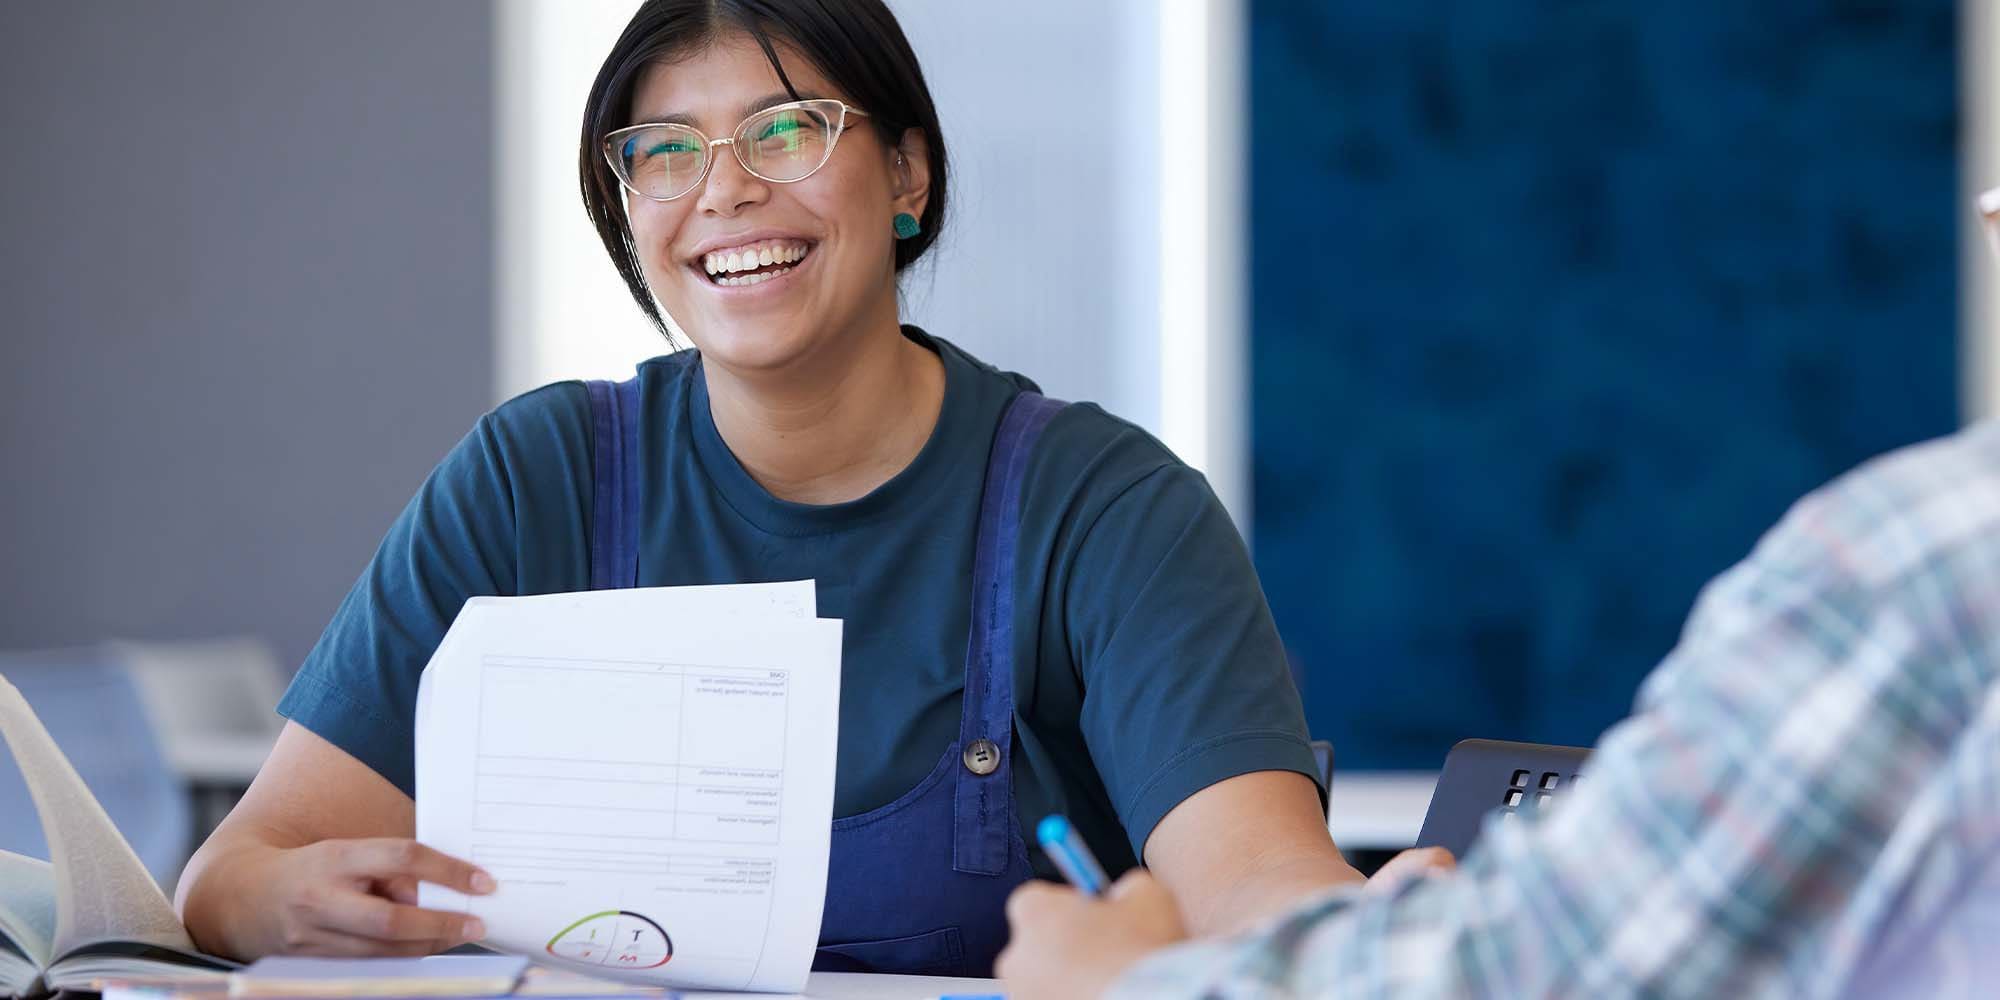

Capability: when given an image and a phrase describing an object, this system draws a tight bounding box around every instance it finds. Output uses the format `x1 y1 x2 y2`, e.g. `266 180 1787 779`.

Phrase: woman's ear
891 127 932 221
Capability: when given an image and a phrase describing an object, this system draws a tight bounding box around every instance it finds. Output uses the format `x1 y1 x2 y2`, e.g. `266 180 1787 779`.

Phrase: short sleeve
1065 464 1322 860
277 413 527 795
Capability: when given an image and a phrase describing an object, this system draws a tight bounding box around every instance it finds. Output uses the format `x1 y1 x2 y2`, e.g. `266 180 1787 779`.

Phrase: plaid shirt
1114 423 2000 999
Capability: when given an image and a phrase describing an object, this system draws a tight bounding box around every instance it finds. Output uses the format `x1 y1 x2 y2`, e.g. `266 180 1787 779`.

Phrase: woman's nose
696 144 770 217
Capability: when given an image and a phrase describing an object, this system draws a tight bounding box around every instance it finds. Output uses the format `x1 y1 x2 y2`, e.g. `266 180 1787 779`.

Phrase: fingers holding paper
331 838 496 899
268 838 494 957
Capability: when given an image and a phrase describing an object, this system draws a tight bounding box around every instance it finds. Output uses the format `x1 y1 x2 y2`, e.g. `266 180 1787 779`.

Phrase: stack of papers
415 582 842 994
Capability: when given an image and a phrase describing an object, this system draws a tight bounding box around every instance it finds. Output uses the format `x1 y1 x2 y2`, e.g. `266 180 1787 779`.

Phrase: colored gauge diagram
545 910 673 969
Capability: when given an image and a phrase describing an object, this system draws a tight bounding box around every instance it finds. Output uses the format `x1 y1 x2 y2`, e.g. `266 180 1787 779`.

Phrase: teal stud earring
893 212 922 240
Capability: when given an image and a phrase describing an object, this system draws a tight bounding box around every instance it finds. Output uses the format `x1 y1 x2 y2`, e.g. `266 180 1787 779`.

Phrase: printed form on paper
415 582 841 994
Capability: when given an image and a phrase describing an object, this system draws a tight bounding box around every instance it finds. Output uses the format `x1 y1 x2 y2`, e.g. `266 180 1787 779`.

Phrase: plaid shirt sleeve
1110 424 2000 999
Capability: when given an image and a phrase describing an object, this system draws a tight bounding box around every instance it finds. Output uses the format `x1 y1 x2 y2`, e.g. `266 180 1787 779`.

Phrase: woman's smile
687 234 818 295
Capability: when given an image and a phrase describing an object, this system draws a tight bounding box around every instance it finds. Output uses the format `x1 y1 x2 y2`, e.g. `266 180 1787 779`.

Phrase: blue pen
1036 814 1109 896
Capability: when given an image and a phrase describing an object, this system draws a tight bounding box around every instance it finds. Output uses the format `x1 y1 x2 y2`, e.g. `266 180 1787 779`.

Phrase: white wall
493 1 1250 526
890 0 1247 525
1156 0 1248 526
1967 0 2000 421
885 2 1161 436
493 0 666 401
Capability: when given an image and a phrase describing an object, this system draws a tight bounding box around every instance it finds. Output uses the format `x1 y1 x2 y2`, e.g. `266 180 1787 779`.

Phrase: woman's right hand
234 837 496 957
176 725 500 961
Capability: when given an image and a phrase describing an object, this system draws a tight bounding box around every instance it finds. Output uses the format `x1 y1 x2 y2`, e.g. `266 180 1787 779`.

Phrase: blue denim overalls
584 375 1064 977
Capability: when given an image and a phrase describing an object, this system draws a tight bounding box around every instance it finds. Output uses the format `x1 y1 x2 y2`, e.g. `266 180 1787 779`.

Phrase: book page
0 677 193 957
0 850 55 965
416 585 840 994
0 848 55 997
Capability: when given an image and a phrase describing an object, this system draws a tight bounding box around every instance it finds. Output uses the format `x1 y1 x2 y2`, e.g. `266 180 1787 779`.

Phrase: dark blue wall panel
1250 2 1959 769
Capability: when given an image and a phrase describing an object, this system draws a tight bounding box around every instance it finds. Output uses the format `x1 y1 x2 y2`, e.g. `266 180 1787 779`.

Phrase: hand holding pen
997 818 1188 1000
1035 815 1109 896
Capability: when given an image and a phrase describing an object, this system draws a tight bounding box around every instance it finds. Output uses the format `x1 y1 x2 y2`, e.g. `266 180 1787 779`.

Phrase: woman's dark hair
579 0 948 338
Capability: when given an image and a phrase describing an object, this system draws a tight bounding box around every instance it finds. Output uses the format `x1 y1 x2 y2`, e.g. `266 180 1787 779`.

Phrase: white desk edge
1326 771 1437 852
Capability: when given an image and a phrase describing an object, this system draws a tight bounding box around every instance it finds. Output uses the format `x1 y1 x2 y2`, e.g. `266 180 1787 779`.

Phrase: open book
0 675 234 999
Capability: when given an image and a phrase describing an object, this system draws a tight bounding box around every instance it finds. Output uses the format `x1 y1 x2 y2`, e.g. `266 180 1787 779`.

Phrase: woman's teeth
714 268 792 287
702 241 809 286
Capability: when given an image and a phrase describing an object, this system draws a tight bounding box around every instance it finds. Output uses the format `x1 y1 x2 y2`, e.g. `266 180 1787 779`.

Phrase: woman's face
624 34 922 374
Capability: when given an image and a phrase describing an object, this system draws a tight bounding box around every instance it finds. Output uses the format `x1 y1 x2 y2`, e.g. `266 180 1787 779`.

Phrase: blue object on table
1036 814 1108 896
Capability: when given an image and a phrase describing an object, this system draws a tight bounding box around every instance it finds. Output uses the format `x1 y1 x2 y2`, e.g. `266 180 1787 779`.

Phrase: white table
1325 771 1437 852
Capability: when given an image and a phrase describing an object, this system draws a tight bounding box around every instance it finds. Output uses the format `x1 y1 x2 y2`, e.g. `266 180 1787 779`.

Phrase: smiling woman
579 0 946 351
171 0 1395 982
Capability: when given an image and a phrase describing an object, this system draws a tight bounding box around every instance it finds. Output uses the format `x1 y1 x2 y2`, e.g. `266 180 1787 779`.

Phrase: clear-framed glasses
603 98 871 202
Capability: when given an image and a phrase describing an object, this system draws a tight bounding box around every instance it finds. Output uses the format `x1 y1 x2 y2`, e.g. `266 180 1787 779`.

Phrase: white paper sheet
415 583 839 994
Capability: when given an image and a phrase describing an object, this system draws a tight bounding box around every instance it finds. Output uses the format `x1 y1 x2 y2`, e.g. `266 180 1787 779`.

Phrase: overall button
963 738 1001 775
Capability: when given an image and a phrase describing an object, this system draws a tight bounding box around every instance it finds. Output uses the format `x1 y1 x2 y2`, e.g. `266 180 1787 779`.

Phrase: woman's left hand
997 869 1187 1000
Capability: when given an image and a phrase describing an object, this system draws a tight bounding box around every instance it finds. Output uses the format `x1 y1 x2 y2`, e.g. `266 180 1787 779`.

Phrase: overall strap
585 376 644 590
955 390 1067 875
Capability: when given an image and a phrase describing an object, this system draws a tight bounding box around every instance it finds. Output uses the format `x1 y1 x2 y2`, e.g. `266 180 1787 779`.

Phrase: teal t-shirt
278 327 1320 872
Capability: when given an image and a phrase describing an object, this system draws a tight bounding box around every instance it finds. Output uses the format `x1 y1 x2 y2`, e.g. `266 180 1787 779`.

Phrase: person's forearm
175 824 290 960
1177 845 1362 937
1144 771 1369 939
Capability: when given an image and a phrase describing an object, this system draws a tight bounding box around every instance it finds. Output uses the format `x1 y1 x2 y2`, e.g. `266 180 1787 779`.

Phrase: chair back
1416 738 1590 858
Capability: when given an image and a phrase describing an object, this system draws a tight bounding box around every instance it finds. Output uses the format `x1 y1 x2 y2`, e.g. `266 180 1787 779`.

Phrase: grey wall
0 2 494 670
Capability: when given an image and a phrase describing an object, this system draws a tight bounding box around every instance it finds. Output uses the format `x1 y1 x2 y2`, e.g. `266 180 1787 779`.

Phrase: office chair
1415 738 1591 859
